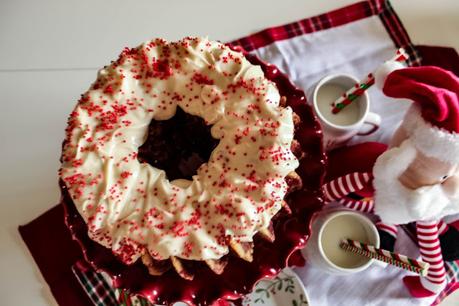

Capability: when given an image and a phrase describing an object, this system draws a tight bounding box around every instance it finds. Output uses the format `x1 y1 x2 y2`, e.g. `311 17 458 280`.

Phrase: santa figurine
321 65 459 298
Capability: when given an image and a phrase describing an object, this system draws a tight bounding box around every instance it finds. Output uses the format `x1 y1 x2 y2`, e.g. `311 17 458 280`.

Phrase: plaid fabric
71 263 119 306
72 262 154 306
432 263 459 305
228 0 421 66
72 1 457 305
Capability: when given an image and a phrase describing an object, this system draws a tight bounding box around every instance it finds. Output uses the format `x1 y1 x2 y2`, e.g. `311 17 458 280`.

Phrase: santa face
373 139 459 225
398 150 458 190
390 125 458 190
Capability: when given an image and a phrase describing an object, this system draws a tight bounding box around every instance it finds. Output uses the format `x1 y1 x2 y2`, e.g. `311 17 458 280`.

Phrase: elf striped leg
438 219 459 261
437 220 448 235
337 198 375 213
376 222 398 238
376 221 398 251
418 221 447 290
403 220 446 297
323 172 372 202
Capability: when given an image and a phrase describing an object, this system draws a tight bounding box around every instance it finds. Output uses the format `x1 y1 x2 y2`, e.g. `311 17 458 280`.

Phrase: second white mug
310 74 381 150
302 209 380 275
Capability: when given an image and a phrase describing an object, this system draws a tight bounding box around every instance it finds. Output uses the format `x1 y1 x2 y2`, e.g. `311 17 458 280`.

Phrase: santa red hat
379 65 459 164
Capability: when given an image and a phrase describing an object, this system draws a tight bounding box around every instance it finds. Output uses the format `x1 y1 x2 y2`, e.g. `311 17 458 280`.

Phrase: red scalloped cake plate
62 47 326 306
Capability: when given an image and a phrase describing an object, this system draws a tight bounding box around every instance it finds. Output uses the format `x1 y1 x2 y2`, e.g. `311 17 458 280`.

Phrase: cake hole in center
137 107 219 181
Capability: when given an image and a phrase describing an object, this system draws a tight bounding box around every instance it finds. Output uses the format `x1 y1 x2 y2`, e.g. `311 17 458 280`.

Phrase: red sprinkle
120 171 132 179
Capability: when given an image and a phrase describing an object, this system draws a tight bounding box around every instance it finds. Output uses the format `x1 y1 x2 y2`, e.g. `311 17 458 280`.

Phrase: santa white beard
373 139 459 225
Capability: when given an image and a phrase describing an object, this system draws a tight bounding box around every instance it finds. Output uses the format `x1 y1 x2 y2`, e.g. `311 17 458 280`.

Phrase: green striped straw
340 239 429 276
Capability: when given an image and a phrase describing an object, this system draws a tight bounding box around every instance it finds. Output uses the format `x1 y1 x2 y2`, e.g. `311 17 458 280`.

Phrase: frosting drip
60 37 299 263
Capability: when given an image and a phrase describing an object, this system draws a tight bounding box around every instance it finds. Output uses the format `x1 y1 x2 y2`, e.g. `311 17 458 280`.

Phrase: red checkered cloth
71 261 119 306
432 265 459 306
228 0 421 67
72 262 152 306
18 0 459 305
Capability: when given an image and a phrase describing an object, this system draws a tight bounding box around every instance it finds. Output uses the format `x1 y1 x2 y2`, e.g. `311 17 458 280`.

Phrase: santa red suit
322 65 459 298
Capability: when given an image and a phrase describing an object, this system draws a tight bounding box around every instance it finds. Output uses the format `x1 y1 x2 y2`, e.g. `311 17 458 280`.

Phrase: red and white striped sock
437 219 459 261
403 220 446 297
437 220 448 235
323 172 372 202
337 198 374 213
375 221 397 252
376 222 398 238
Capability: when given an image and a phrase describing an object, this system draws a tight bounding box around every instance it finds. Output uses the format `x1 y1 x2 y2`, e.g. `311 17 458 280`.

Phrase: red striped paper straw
340 239 429 276
331 48 408 114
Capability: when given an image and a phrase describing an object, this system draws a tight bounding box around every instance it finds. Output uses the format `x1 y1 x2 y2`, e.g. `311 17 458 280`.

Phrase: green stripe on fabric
449 262 459 274
76 269 104 305
95 273 118 303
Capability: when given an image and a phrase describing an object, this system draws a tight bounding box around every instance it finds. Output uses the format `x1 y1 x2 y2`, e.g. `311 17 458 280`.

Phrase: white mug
302 209 380 275
310 74 381 150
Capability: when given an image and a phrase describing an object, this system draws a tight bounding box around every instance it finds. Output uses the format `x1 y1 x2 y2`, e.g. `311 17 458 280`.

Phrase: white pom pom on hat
374 60 406 89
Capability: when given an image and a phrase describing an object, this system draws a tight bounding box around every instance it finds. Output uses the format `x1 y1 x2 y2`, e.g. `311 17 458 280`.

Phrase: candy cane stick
331 48 408 114
340 238 429 276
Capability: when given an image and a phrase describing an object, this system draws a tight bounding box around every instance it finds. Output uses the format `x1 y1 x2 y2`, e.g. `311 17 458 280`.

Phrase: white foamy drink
321 214 370 268
316 84 361 126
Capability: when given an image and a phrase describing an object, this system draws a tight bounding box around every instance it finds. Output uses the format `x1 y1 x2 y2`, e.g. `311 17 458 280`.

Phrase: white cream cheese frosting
60 37 299 263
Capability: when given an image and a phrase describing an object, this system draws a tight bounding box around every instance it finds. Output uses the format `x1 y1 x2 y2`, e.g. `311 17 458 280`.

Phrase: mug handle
357 112 381 136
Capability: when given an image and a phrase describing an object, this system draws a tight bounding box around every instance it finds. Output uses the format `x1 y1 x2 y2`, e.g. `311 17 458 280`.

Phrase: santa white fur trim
400 105 459 164
374 140 417 224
